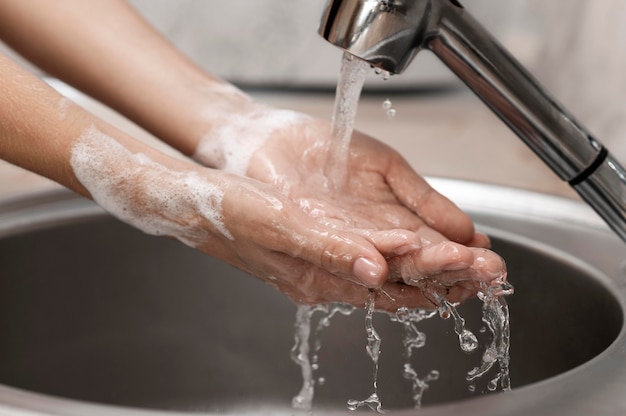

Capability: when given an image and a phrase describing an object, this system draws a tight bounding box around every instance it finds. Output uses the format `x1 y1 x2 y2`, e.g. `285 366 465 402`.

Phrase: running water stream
291 52 513 413
323 53 370 189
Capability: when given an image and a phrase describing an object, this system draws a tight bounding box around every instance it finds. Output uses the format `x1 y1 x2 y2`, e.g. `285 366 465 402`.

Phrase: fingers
241 207 503 312
361 228 506 286
250 209 502 309
284 277 478 313
221 178 390 288
388 243 505 285
375 281 477 311
385 156 478 245
279 270 477 313
267 208 390 289
467 232 492 249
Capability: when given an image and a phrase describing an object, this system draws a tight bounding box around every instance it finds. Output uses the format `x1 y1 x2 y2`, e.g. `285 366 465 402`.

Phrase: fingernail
443 261 471 271
353 258 383 287
475 256 507 279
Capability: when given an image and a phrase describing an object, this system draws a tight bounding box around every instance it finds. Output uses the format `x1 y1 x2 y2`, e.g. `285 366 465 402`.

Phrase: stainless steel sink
0 179 624 416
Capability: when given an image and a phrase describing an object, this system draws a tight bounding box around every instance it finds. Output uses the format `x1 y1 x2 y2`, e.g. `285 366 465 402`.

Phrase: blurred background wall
126 0 536 88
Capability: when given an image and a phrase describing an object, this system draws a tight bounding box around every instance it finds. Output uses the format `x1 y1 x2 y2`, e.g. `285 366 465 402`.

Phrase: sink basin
0 179 624 416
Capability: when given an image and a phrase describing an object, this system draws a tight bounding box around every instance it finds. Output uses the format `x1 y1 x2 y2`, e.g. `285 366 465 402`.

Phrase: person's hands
70 124 475 312
193 105 507 309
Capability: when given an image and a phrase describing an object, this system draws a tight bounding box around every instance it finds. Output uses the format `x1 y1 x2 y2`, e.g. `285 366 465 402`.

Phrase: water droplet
386 108 397 119
292 395 306 409
487 377 500 391
346 399 359 411
318 377 326 386
482 347 497 363
491 281 515 296
347 393 383 413
459 329 479 353
438 309 451 320
382 98 392 110
396 306 409 322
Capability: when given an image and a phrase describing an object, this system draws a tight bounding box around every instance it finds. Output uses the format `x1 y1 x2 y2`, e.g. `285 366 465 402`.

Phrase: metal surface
0 180 624 415
319 0 626 243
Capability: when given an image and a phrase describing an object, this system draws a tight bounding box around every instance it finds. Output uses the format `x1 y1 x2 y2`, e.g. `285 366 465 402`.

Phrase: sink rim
0 179 625 415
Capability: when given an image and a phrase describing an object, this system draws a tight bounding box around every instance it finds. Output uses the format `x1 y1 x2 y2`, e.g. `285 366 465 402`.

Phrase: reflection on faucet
319 0 626 243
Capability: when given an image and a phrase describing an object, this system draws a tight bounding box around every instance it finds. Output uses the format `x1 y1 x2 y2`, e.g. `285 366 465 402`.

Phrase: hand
193 105 507 310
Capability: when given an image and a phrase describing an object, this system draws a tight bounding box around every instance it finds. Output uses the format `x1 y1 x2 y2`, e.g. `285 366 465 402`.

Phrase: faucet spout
319 0 626 243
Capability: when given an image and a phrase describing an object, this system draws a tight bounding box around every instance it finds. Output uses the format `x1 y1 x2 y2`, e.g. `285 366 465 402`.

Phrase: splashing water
434 293 480 353
291 303 356 412
402 367 440 408
291 284 513 412
346 289 384 413
325 52 370 189
291 305 317 411
467 282 514 392
393 307 439 408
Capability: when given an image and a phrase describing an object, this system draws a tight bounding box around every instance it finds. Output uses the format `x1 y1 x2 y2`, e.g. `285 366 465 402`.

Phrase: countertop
0 82 577 202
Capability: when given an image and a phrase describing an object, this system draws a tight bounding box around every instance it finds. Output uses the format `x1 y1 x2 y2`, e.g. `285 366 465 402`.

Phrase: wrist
70 124 233 245
191 96 311 175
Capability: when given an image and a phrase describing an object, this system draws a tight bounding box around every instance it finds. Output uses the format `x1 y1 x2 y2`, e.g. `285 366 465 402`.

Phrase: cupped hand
199 172 503 312
193 105 507 310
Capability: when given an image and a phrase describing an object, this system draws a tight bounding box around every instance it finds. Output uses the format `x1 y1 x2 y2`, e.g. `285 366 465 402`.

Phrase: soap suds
70 125 233 244
193 107 311 175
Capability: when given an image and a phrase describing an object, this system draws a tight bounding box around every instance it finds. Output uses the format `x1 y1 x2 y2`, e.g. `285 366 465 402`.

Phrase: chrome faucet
319 0 626 244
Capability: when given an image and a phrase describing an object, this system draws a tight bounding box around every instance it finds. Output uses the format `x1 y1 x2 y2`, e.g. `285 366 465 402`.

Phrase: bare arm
0 0 238 156
1 52 102 195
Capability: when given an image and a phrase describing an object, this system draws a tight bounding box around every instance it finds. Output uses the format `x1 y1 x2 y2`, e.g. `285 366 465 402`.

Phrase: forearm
0 53 90 195
0 52 178 196
0 0 252 157
2 49 247 252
